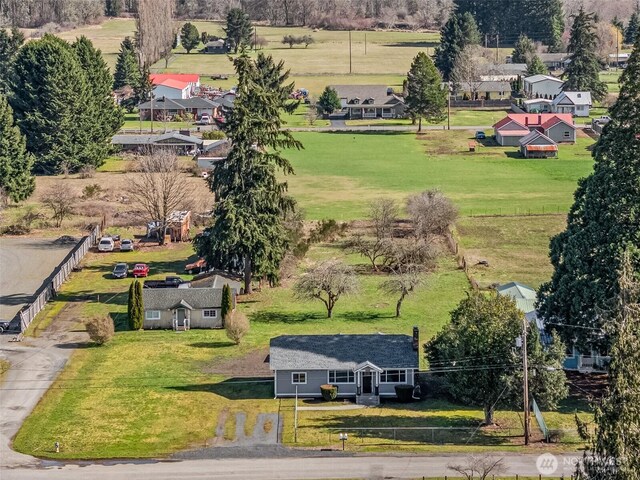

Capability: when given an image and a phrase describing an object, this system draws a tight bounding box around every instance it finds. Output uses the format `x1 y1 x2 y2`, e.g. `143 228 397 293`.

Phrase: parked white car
198 114 211 125
98 237 115 252
120 239 134 251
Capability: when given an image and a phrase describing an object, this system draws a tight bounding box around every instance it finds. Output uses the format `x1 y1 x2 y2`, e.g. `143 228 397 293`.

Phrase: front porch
354 361 381 406
171 302 192 331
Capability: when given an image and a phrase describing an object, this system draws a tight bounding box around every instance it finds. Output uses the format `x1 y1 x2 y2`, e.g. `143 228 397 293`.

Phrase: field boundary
445 225 480 291
17 219 105 332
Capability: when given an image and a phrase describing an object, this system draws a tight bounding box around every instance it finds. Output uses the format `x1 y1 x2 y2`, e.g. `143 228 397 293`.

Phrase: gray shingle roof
331 85 404 108
143 287 223 310
269 334 418 370
138 97 220 110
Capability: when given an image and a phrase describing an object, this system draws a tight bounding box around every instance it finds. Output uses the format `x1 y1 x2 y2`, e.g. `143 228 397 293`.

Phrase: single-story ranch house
493 113 576 146
142 287 232 330
270 329 420 405
138 97 221 121
453 81 512 100
202 39 228 53
111 131 203 154
331 85 405 119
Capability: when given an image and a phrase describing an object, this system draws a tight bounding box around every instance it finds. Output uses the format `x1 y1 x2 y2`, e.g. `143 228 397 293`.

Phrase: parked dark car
0 321 12 333
475 131 486 140
112 263 129 279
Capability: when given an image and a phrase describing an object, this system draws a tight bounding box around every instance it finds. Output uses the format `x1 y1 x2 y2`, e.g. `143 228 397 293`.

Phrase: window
328 370 355 383
202 309 217 318
380 369 407 383
563 131 571 138
145 310 161 320
292 372 307 384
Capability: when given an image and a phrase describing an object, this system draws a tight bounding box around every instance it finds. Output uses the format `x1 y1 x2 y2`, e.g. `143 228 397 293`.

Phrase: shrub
547 429 565 443
202 130 226 140
127 280 144 330
320 384 338 401
394 384 415 403
78 165 96 179
85 315 114 345
221 284 233 322
82 183 103 199
309 219 346 243
225 311 249 345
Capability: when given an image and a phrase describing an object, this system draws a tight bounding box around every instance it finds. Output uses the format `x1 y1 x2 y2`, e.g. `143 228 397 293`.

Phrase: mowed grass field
285 130 595 220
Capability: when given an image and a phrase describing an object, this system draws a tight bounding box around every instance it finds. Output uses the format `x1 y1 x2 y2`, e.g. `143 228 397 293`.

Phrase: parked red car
133 263 150 278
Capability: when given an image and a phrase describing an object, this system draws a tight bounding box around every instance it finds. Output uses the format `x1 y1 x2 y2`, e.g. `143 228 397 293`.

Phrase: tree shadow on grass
190 341 236 348
250 310 326 324
339 311 395 322
382 41 439 48
167 377 274 400
309 413 514 446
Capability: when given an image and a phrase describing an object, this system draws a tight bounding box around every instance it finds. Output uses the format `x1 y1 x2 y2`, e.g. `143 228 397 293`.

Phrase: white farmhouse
552 91 592 117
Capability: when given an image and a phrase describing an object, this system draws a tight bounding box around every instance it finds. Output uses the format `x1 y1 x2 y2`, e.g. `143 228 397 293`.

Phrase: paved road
0 237 75 322
0 453 582 479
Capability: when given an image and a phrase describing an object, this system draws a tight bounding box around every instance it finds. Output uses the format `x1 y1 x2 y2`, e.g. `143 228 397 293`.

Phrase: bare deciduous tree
369 197 398 240
294 259 359 318
407 189 458 236
42 182 77 228
225 311 250 345
347 234 390 271
380 267 424 318
448 455 506 480
451 45 488 100
135 0 175 67
128 149 190 245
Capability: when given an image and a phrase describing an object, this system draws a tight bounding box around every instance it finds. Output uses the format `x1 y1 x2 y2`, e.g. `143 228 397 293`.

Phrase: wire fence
464 206 569 217
16 221 104 333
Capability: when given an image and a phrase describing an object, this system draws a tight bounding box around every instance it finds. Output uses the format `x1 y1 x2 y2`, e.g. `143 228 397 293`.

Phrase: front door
176 309 186 328
362 372 373 394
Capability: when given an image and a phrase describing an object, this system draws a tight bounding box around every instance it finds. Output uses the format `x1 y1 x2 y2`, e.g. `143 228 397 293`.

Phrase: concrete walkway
297 404 366 411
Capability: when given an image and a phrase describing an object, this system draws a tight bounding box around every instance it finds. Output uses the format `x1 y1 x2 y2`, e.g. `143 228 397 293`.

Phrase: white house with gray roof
270 328 420 405
551 91 592 117
331 85 406 119
142 287 232 330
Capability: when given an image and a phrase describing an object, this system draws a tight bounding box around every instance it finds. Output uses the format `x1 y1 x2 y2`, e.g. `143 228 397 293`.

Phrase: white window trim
202 309 217 318
380 369 407 384
327 370 355 384
145 310 161 320
291 372 307 384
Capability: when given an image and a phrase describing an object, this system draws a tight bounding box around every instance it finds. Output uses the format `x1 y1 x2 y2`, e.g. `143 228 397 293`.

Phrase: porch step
356 395 380 406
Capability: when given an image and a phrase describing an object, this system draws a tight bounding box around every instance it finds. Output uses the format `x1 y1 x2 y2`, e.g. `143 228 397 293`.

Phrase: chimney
412 326 419 351
538 114 542 126
525 116 529 126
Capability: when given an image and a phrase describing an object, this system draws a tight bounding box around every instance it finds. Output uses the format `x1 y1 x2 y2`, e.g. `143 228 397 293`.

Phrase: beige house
142 287 232 330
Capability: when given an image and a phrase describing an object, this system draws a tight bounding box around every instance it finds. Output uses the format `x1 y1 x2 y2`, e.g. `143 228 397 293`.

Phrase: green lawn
600 71 621 94
345 108 509 127
456 215 567 290
285 131 594 220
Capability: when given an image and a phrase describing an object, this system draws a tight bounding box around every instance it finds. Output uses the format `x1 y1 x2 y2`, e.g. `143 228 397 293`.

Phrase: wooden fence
444 226 479 291
17 223 103 333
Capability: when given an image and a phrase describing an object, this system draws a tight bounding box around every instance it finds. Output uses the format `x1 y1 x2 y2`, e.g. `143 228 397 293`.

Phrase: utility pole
616 31 619 72
496 34 499 63
485 34 488 50
349 30 352 74
447 82 452 131
365 33 367 55
522 316 531 446
294 385 298 442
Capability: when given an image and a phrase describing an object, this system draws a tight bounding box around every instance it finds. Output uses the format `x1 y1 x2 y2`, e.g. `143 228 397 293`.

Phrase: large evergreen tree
73 36 124 159
576 251 640 480
538 35 640 351
224 8 252 54
434 12 480 81
626 12 640 45
0 95 34 202
180 22 200 54
563 8 608 101
195 52 302 294
317 86 341 114
526 54 548 75
405 52 447 132
113 36 140 90
0 27 25 94
11 35 105 174
512 34 536 64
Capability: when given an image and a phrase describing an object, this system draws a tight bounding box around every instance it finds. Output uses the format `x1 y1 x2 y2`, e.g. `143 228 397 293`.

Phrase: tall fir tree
10 34 100 174
626 12 640 44
127 281 136 329
563 8 608 101
576 251 640 480
0 95 34 202
130 280 144 330
512 34 536 64
405 52 447 131
195 53 302 294
435 12 480 81
526 54 548 75
0 27 25 94
180 22 200 54
113 37 140 90
220 284 233 322
538 35 640 351
72 36 124 160
224 8 252 54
